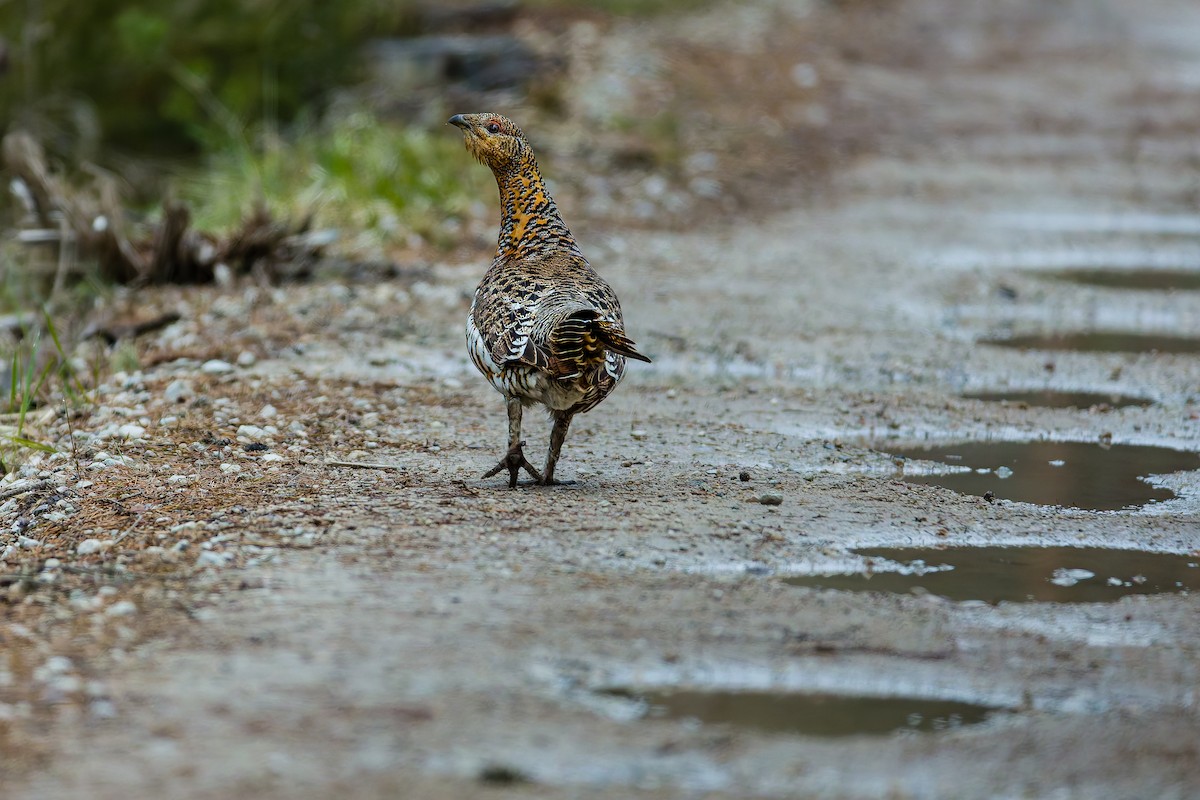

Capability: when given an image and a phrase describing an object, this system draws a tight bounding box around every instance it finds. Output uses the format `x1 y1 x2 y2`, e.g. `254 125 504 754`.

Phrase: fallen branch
2 131 326 289
0 479 54 502
324 459 405 471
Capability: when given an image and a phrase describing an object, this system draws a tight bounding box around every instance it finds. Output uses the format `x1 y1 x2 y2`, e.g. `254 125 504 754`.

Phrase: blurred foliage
0 0 422 156
177 111 491 251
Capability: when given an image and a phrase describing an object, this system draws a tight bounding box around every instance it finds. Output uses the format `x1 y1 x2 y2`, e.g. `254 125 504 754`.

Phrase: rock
105 600 138 617
201 359 235 375
236 424 269 441
195 550 232 568
236 351 257 367
76 538 108 555
259 404 278 419
164 379 193 403
757 493 784 506
117 423 146 439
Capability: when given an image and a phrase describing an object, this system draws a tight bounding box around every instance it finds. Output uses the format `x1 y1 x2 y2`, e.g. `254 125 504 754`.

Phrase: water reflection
786 547 1199 603
882 440 1200 510
962 390 1151 410
603 688 999 737
982 333 1200 354
1044 269 1200 291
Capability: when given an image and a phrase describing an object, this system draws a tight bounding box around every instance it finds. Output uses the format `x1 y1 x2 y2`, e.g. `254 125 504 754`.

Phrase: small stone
195 551 231 568
201 359 235 375
167 475 191 485
76 538 107 555
739 470 751 482
261 453 284 462
117 424 145 439
236 425 268 441
164 379 193 403
259 404 278 419
244 442 269 452
236 351 257 367
758 493 784 506
18 536 41 549
219 463 242 474
631 429 648 440
106 600 138 617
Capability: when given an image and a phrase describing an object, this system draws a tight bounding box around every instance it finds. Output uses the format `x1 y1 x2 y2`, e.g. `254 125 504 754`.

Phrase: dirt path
6 0 1200 797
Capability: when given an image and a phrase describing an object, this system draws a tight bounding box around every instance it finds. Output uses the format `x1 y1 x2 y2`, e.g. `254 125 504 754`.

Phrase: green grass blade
8 436 57 454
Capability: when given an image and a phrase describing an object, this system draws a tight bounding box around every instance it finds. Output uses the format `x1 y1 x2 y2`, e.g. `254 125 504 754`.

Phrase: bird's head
447 113 530 171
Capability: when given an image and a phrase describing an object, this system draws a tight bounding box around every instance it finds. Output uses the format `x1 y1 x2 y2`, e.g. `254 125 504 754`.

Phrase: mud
4 0 1200 798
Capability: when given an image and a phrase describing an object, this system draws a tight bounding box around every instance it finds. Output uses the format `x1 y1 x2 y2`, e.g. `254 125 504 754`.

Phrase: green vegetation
177 111 491 251
1 0 422 155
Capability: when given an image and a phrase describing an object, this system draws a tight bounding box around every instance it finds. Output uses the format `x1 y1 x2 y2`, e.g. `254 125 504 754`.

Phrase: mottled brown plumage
449 112 650 487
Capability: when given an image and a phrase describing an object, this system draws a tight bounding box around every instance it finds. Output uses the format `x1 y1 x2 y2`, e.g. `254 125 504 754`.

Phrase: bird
448 112 651 487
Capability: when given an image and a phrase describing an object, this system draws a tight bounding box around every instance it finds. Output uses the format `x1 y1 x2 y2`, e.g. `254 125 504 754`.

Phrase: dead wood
2 131 326 289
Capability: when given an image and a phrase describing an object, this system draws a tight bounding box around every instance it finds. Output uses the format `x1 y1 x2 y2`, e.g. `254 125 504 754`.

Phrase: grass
175 112 493 254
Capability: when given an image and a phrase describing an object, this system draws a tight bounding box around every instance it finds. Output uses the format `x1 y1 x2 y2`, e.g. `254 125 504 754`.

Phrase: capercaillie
448 112 651 487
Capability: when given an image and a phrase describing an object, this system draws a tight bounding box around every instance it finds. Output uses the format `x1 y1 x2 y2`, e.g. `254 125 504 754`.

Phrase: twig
84 313 182 345
0 479 53 502
324 459 405 471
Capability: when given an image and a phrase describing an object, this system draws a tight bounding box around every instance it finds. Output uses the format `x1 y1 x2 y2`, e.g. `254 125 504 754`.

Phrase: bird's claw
483 441 543 488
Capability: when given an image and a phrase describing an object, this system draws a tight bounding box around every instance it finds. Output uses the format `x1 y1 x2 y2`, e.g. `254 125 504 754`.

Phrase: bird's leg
482 396 542 488
539 411 576 486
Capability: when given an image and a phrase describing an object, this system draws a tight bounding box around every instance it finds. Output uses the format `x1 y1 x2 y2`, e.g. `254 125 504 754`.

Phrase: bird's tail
594 320 652 363
552 309 652 371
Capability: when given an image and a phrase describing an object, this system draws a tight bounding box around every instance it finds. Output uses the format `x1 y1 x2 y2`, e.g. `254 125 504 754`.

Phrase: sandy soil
3 0 1200 797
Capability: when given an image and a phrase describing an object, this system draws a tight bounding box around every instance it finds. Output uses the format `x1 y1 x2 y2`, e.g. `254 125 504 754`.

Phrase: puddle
981 332 1200 355
786 547 1199 603
961 389 1151 410
1044 269 1200 291
602 688 999 737
883 440 1200 510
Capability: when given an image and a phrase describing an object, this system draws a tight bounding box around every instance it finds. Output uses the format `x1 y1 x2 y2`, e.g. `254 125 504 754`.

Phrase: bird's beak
447 114 468 130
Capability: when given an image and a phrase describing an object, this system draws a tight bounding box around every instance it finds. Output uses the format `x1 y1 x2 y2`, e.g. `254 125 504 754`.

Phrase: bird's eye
486 122 502 134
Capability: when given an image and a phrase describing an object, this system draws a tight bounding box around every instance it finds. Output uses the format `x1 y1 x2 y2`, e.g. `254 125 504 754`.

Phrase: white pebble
164 379 193 403
236 351 257 367
117 424 146 439
201 359 235 375
76 539 107 555
105 600 138 617
259 404 278 419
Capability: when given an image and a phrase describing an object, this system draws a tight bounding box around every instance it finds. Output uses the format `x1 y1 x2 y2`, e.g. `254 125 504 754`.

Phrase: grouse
448 112 651 487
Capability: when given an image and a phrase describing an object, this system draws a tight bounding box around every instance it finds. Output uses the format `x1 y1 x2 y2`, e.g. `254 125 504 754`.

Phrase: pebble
236 351 257 367
260 404 278 419
236 424 269 441
195 550 232 568
631 429 648 440
201 359 235 375
219 463 242 474
76 538 108 555
165 380 194 404
758 493 784 506
117 423 146 439
105 600 138 617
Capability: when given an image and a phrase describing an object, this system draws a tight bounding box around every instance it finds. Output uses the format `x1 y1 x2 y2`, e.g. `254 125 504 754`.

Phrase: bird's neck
492 156 581 261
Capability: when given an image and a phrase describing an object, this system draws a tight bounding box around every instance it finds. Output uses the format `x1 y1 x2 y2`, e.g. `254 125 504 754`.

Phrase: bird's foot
482 441 543 488
536 476 576 487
